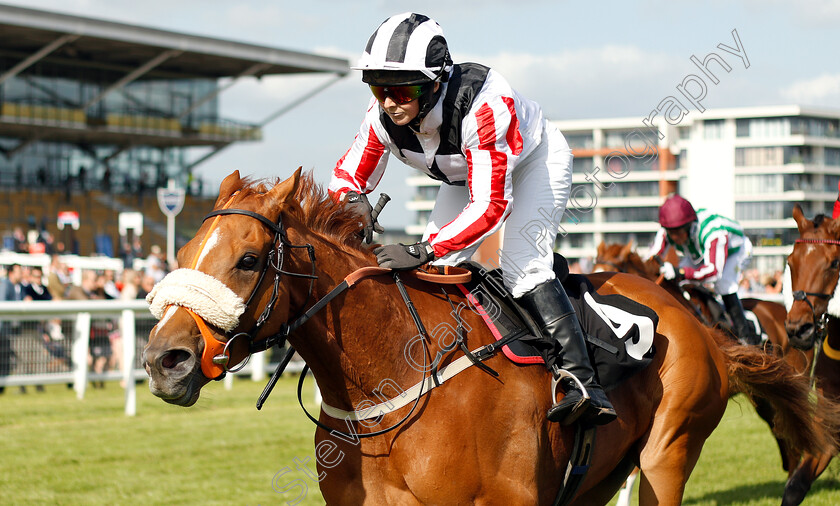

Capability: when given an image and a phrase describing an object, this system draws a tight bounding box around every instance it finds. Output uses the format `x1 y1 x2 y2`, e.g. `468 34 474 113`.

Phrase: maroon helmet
659 194 697 228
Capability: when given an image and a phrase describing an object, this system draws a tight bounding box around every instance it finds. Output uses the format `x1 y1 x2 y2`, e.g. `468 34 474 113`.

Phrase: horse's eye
237 254 259 271
831 259 840 270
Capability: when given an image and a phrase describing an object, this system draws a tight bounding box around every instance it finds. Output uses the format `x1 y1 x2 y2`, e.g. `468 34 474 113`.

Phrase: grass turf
2 378 839 505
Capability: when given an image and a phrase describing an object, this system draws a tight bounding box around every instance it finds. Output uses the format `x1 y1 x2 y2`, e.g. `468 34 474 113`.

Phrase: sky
4 0 840 227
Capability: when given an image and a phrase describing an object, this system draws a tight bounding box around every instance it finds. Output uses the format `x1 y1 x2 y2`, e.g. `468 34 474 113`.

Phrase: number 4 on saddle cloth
458 254 657 391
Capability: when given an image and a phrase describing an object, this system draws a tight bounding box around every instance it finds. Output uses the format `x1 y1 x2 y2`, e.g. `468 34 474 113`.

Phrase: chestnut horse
593 241 796 354
143 170 838 505
593 241 813 502
782 204 840 505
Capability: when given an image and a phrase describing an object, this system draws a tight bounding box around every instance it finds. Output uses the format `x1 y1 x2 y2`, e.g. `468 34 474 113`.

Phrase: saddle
456 254 657 391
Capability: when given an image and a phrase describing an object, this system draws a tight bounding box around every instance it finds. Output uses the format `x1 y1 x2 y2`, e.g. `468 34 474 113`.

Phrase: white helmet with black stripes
354 12 452 86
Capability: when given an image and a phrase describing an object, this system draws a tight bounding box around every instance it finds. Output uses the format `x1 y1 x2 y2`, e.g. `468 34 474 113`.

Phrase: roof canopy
0 4 349 82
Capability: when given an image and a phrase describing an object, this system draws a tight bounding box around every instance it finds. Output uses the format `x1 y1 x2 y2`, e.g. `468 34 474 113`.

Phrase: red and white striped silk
329 68 543 258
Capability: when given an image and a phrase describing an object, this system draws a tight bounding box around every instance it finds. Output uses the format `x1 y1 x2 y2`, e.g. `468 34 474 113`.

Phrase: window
790 116 840 138
826 148 840 166
603 181 659 197
736 201 831 221
783 174 818 192
735 119 750 137
557 233 588 248
572 156 594 174
734 174 782 194
736 202 785 220
783 145 814 164
704 119 725 139
604 232 656 245
604 129 638 148
414 185 439 201
826 175 840 193
603 207 658 222
735 147 784 166
564 133 593 150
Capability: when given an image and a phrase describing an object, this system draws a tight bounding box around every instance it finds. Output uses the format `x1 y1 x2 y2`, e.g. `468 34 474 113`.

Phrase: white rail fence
0 299 304 416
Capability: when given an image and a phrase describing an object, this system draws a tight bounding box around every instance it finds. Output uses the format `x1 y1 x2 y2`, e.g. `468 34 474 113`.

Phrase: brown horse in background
782 204 840 505
593 241 813 473
142 170 839 505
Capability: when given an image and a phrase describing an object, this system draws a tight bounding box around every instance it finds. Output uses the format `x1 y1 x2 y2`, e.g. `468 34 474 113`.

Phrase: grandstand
0 3 349 255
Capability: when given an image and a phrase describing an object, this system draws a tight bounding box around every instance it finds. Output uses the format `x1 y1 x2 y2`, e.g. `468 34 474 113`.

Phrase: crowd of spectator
0 246 173 394
738 267 785 295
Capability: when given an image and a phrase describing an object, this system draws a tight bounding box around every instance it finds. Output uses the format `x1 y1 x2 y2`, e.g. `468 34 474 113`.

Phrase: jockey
647 194 759 345
328 12 615 426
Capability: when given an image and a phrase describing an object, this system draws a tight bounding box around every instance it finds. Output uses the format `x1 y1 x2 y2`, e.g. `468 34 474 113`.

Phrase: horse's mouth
163 385 200 407
789 336 816 351
150 377 201 407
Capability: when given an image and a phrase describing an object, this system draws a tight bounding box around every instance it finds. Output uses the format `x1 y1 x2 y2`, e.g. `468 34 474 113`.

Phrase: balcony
0 101 261 147
1 102 85 126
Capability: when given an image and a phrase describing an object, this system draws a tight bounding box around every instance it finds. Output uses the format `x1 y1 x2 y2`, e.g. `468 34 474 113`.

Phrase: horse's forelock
814 213 827 228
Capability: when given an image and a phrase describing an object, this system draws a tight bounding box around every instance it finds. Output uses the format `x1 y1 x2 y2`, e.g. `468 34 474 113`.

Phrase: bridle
192 203 317 380
789 238 840 339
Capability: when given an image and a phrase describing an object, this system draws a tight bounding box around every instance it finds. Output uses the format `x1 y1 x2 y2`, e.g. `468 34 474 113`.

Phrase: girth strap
320 343 491 421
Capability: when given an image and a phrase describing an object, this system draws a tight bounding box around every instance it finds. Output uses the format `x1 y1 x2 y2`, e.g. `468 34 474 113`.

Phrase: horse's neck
282 228 423 410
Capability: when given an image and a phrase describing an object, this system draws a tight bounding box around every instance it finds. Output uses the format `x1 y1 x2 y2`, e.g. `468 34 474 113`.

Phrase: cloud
466 45 688 120
780 74 840 105
741 0 840 27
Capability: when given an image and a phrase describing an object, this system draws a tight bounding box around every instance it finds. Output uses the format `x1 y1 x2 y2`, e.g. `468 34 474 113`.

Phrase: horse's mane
234 171 369 252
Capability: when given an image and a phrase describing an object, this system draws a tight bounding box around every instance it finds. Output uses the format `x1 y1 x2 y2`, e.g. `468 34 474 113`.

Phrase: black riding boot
516 279 617 426
722 292 760 345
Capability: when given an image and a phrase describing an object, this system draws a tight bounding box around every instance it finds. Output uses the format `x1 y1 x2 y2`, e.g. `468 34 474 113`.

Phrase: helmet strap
410 81 444 129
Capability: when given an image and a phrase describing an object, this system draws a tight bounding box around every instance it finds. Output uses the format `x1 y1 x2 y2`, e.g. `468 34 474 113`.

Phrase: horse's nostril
160 349 192 370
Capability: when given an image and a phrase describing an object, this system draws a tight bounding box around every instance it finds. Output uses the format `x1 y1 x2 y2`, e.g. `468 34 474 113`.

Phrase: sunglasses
369 84 426 105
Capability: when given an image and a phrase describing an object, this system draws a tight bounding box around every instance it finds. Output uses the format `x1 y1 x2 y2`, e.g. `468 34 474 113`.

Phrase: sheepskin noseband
147 268 246 331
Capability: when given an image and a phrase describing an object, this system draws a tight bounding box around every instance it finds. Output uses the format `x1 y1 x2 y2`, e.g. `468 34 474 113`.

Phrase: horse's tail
712 329 840 457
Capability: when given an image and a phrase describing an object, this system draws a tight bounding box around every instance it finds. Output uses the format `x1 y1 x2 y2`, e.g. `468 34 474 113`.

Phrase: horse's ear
792 204 813 235
596 241 606 258
214 171 241 207
619 240 634 261
268 167 303 205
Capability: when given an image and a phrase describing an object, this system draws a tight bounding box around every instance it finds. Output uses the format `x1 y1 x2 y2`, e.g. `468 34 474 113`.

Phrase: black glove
344 191 384 244
373 241 435 270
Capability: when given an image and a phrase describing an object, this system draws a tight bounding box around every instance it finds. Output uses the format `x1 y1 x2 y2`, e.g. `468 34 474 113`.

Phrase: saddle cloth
457 254 657 391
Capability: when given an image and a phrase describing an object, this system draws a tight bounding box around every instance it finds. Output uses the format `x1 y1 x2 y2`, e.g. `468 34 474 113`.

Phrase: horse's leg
783 452 835 506
616 467 640 506
781 350 840 504
636 433 706 506
752 395 795 472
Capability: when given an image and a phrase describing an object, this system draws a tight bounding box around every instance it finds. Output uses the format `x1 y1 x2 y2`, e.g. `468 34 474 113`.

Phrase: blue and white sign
157 186 185 217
